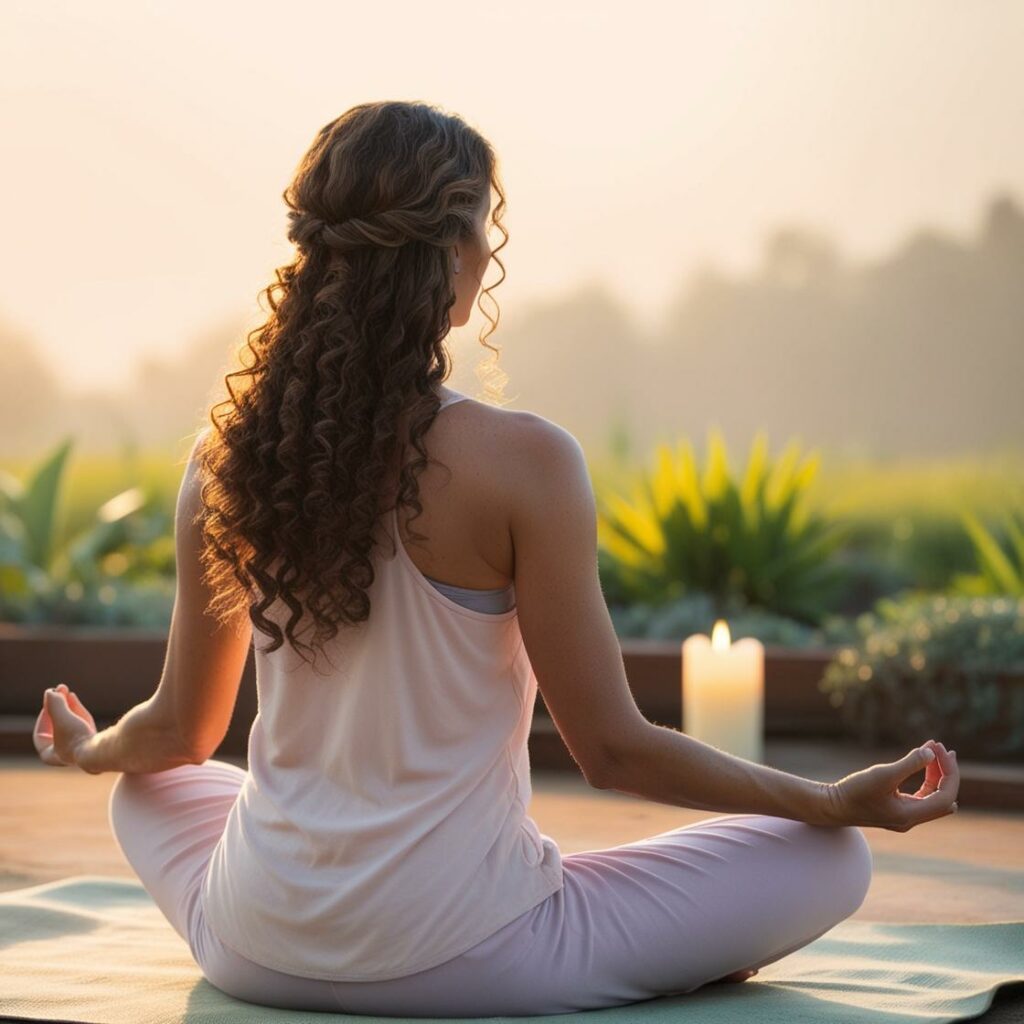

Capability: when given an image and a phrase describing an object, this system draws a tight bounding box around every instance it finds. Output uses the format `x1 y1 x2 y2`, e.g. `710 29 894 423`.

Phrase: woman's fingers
42 689 92 766
923 740 945 787
33 704 69 766
65 689 97 730
48 683 97 730
891 744 938 789
911 740 946 798
34 686 91 767
32 706 53 754
895 744 960 828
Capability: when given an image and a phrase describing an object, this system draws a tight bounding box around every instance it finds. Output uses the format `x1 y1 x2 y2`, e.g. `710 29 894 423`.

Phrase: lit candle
681 619 764 762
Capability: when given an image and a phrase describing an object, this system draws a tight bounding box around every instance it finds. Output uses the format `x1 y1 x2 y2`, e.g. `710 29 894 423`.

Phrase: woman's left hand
34 683 97 768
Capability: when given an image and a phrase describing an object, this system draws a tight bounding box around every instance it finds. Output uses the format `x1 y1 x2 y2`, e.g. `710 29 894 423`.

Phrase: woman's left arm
36 429 253 775
49 690 200 775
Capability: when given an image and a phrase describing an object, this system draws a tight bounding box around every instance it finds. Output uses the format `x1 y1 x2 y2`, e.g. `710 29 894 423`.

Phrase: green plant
607 590 832 647
808 451 1023 592
0 437 175 626
822 548 918 616
820 593 1024 758
596 429 851 625
952 509 1024 596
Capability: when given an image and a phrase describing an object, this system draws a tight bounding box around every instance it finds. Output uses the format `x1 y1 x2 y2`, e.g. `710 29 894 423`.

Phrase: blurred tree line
1 192 1021 461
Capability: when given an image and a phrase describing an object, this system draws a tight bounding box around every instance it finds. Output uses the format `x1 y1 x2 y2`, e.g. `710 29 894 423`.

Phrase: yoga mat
1 876 1022 1024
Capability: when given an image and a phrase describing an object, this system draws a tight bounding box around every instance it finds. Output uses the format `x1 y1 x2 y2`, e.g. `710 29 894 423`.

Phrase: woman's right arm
505 414 958 831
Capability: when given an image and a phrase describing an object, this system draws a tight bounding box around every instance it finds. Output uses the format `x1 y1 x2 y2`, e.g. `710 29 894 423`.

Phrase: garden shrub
820 593 1024 758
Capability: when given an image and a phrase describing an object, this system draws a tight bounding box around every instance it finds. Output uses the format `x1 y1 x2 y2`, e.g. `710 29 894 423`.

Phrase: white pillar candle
681 619 764 763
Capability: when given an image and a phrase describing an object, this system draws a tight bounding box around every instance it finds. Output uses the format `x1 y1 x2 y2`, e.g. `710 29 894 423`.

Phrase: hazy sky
3 0 1021 393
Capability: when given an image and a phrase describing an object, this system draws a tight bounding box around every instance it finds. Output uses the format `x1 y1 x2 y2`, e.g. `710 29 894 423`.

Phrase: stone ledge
0 628 846 738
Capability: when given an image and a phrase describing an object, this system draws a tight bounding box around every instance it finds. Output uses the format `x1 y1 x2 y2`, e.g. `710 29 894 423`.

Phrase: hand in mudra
33 683 97 767
824 739 959 831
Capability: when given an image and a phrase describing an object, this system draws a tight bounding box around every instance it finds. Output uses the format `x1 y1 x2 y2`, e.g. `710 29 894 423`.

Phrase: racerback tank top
200 387 564 982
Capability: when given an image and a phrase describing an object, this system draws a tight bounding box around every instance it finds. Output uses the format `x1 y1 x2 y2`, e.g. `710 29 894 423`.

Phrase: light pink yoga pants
108 758 872 1018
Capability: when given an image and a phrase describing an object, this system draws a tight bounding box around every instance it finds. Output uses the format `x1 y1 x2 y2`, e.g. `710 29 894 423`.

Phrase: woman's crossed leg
108 759 872 1017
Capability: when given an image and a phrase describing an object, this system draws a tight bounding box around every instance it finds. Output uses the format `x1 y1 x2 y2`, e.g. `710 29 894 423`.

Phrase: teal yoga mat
1 876 1022 1023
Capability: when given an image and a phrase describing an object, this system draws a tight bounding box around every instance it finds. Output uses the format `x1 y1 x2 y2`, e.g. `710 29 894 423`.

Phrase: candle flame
711 619 731 651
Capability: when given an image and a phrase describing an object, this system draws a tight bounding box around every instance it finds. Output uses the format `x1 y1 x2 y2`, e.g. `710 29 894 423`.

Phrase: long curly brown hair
195 101 509 666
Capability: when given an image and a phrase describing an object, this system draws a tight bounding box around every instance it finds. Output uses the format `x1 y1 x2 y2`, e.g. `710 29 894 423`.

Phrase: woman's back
199 387 564 983
391 385 520 606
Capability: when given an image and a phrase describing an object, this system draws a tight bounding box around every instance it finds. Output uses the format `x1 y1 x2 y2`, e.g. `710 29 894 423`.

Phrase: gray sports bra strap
424 573 516 614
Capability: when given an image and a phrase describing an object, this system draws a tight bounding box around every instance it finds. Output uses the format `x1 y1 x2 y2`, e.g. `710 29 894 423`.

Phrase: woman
34 100 959 1017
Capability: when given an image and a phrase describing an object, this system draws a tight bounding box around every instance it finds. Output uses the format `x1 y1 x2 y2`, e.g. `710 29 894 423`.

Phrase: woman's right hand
822 739 959 831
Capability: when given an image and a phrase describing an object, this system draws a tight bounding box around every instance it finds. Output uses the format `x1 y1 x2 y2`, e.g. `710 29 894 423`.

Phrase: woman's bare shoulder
456 398 581 465
451 401 587 517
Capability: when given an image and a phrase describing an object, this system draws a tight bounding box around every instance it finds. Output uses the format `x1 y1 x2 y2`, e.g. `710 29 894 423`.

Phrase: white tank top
200 388 564 982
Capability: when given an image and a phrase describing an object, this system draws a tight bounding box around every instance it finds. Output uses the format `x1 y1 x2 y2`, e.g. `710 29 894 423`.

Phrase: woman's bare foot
709 967 759 983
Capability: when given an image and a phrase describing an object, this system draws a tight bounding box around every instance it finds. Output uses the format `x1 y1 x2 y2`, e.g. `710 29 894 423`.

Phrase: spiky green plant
596 428 852 624
952 509 1024 596
0 438 174 624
